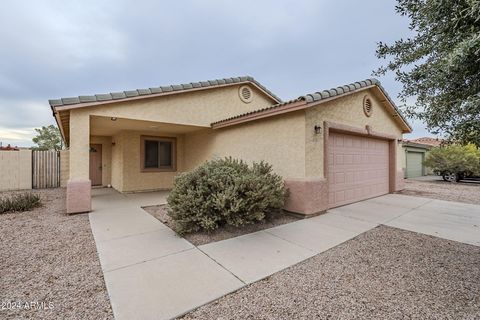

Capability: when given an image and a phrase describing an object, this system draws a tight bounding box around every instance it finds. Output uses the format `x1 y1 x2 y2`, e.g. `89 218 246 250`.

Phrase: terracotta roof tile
409 137 443 147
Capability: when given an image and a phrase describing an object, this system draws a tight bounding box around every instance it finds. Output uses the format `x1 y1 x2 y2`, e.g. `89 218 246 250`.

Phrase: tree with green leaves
425 143 480 181
32 125 62 151
374 0 480 146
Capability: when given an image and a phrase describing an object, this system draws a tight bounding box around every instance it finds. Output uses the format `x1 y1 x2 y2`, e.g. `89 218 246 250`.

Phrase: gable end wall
305 89 404 178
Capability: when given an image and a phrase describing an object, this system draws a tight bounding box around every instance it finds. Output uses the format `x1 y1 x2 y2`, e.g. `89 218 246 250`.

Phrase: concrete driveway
89 189 480 320
330 194 480 246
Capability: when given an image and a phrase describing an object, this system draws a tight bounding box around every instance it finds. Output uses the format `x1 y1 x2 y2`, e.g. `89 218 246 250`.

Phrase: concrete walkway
89 189 480 320
330 194 480 246
90 189 243 320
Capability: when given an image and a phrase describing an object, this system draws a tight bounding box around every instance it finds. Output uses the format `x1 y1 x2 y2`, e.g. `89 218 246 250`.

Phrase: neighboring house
402 140 432 178
402 136 444 178
0 144 20 151
49 76 412 215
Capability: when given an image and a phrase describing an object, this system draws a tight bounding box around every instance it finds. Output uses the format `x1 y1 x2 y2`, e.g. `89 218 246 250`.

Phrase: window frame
140 136 177 172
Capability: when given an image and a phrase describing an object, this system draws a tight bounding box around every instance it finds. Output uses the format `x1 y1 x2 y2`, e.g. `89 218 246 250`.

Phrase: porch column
283 178 328 216
67 110 91 214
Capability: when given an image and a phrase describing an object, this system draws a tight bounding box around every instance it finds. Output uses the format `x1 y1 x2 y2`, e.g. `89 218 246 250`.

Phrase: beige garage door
328 132 390 208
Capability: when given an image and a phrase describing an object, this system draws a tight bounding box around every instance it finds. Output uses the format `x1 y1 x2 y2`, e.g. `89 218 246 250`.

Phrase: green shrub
0 192 41 214
425 143 480 179
167 157 288 234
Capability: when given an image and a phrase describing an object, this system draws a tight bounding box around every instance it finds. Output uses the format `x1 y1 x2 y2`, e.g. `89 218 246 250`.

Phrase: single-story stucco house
49 76 412 215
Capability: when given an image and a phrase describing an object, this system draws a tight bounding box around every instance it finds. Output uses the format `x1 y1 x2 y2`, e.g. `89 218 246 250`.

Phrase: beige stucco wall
400 146 407 172
67 85 276 186
107 111 305 192
184 111 306 179
0 150 32 191
305 89 404 178
90 135 112 186
85 84 275 127
60 150 69 187
110 130 185 192
110 133 124 190
66 84 406 193
69 109 90 180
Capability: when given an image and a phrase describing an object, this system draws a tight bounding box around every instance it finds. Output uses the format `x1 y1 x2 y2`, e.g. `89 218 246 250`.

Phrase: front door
89 144 102 186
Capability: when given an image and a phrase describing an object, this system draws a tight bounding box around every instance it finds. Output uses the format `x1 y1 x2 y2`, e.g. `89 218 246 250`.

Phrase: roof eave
49 102 69 147
369 86 412 133
372 84 413 133
212 100 307 129
49 79 282 111
212 83 412 133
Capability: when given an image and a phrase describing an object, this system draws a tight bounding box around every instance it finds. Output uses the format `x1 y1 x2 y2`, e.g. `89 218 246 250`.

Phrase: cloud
0 127 36 147
0 0 432 145
0 99 54 129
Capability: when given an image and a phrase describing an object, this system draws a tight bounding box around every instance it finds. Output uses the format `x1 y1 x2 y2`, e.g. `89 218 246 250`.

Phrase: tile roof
211 78 411 131
48 76 282 107
402 140 433 149
408 137 443 147
301 78 380 102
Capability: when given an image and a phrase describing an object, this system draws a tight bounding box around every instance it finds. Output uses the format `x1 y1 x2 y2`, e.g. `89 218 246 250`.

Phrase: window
141 136 176 172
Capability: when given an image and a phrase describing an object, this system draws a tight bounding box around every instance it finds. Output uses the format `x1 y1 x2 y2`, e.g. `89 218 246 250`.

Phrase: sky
0 0 433 147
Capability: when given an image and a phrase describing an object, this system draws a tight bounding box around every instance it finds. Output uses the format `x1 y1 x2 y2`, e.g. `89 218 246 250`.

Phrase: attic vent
239 85 253 103
363 95 373 117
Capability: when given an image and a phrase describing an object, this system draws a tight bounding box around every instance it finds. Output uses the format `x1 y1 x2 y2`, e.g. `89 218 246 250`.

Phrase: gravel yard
182 225 480 320
399 177 480 205
143 204 299 246
0 189 113 320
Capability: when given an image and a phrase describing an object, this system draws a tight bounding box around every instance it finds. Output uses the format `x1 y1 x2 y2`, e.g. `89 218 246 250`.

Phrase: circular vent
363 95 373 117
239 85 253 103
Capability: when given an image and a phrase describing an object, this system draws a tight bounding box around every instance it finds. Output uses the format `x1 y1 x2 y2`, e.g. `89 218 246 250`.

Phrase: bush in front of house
167 157 288 234
0 192 41 214
425 143 480 181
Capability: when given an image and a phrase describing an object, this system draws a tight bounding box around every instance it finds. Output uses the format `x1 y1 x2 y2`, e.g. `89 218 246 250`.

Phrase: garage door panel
406 152 423 178
328 132 390 208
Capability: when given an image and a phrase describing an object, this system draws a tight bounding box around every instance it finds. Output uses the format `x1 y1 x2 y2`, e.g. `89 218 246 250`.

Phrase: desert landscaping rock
0 189 113 320
143 204 300 246
400 178 480 205
182 225 480 320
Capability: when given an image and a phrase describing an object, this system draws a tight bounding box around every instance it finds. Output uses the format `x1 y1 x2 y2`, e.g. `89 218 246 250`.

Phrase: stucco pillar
284 178 328 216
67 110 91 214
395 169 405 191
395 142 406 191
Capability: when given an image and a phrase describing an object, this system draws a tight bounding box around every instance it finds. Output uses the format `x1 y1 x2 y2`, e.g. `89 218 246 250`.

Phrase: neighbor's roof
402 140 433 149
409 137 443 147
211 78 412 133
48 76 282 108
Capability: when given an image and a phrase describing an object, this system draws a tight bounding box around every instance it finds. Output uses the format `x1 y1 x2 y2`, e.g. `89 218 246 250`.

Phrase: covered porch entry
67 114 206 214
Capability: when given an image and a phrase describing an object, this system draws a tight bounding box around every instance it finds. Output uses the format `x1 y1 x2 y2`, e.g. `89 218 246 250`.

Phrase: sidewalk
90 189 480 320
89 188 376 320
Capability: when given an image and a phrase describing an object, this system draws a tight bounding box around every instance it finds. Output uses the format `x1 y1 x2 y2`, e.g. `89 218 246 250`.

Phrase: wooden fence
32 150 60 189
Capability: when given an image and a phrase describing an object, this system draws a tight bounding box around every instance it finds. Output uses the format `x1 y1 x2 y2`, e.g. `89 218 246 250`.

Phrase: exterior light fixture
314 125 322 134
111 117 117 121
